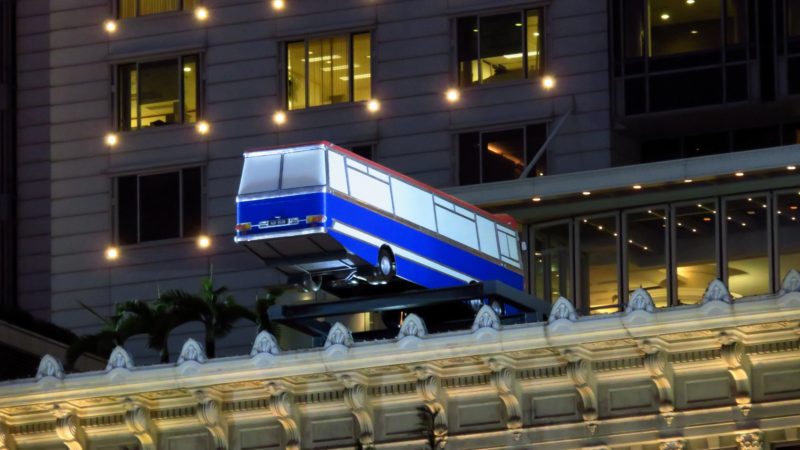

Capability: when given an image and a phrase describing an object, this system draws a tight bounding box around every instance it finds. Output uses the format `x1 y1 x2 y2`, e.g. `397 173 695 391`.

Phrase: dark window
348 145 374 160
641 126 788 162
286 33 371 110
119 0 197 18
614 0 752 114
457 124 547 185
457 9 544 86
118 55 199 131
115 168 203 245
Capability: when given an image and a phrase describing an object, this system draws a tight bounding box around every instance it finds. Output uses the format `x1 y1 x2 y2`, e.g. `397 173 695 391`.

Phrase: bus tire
376 246 396 281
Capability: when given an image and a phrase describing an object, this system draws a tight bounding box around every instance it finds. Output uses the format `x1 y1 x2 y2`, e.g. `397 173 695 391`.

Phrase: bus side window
435 204 480 250
282 149 326 189
328 151 348 194
391 178 436 231
347 164 393 213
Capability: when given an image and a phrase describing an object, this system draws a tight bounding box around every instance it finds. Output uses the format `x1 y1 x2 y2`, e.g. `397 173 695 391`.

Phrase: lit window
457 9 543 86
724 195 769 298
115 168 203 245
118 55 199 131
458 124 547 185
286 32 372 110
531 222 572 302
625 208 669 307
578 215 620 314
118 0 196 18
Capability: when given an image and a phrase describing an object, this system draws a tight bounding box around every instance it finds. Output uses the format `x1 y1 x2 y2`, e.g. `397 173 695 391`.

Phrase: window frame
454 7 546 88
116 0 196 19
455 122 550 185
528 219 574 302
283 31 374 111
112 166 206 246
114 54 203 132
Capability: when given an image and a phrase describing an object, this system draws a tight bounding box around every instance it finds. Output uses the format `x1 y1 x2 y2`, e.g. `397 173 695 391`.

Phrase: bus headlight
235 222 251 232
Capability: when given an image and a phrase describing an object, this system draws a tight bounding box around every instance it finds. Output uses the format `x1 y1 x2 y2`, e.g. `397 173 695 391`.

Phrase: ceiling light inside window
735 171 744 177
691 30 699 34
660 13 670 20
686 0 695 4
515 22 522 27
184 66 192 72
788 165 797 171
582 191 591 196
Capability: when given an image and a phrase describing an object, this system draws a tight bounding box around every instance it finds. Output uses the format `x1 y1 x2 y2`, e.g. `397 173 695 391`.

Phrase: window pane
725 195 769 298
777 192 800 287
674 201 718 304
139 0 179 15
183 0 197 10
526 10 543 76
287 42 306 110
139 59 179 128
458 132 480 185
532 223 572 302
308 36 350 107
625 209 668 307
579 215 619 314
649 0 722 57
117 176 138 245
623 0 646 58
139 172 181 242
457 17 480 86
182 56 198 124
182 168 202 238
352 32 371 102
349 145 373 160
789 0 800 37
119 0 136 18
482 128 524 182
119 64 138 131
725 0 746 45
525 124 548 176
479 13 524 84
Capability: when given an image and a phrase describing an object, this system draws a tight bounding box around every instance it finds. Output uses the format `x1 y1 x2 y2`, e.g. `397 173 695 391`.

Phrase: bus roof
242 141 519 230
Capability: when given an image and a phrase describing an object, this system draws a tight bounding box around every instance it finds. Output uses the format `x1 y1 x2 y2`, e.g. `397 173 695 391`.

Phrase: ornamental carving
736 431 764 449
780 268 800 294
266 383 300 450
566 359 598 423
36 355 64 380
701 279 733 304
53 407 84 450
325 322 354 348
488 361 522 433
644 351 675 415
471 305 500 331
177 339 207 364
414 367 448 449
195 391 227 450
721 340 752 414
397 313 427 339
341 375 374 447
659 440 686 450
0 422 14 450
106 346 134 371
250 330 280 357
626 288 656 313
549 297 577 323
124 400 156 450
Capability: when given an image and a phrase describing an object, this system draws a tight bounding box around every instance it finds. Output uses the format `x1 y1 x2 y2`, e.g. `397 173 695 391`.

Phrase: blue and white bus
235 141 524 293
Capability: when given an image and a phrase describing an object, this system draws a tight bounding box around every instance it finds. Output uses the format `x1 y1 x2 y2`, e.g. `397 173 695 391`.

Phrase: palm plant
254 288 283 337
115 299 174 363
66 301 148 369
156 276 256 358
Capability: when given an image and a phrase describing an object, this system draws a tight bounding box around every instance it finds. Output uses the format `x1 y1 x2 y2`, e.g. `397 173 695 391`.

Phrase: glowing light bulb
366 99 380 113
582 191 591 196
197 235 211 249
541 75 556 90
445 88 460 103
104 133 119 147
105 246 119 261
660 13 670 20
684 179 693 183
686 0 695 4
532 196 541 202
196 120 210 135
735 171 744 177
633 184 642 190
104 20 117 33
788 165 797 171
273 111 287 125
271 0 285 10
195 6 209 20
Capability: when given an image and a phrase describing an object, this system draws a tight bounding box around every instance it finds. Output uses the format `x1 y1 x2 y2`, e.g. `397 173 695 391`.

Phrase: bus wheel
301 274 322 293
376 246 396 281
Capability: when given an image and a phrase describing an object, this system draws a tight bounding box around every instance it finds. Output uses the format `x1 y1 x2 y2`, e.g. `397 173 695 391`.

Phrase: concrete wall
15 0 611 360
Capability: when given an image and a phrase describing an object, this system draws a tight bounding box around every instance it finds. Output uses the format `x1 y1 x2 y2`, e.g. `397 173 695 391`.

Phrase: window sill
118 9 192 23
457 77 547 94
287 101 370 115
118 122 197 137
119 236 202 250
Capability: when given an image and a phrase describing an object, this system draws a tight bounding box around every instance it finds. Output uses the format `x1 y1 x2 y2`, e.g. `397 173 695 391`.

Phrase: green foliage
255 288 283 339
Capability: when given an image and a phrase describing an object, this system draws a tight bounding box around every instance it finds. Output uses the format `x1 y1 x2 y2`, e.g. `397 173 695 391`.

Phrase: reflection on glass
649 0 722 56
139 0 179 16
287 42 306 110
182 56 197 124
308 36 350 107
119 64 138 130
625 208 668 307
579 215 619 314
353 32 371 102
139 59 179 128
725 196 770 298
674 201 717 304
479 13 524 84
526 10 543 76
624 0 645 58
482 129 524 182
725 0 746 45
776 192 800 285
458 132 480 185
532 223 572 302
457 16 480 86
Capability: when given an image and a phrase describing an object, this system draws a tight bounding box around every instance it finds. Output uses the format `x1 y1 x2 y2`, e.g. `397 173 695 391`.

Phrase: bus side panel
325 194 523 289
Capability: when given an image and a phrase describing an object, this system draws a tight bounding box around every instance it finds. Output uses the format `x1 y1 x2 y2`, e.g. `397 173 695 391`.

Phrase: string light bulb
271 0 285 10
105 246 120 261
196 120 210 135
273 111 287 125
197 235 211 249
104 133 119 147
445 88 460 103
366 99 380 113
104 20 117 33
195 6 209 20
